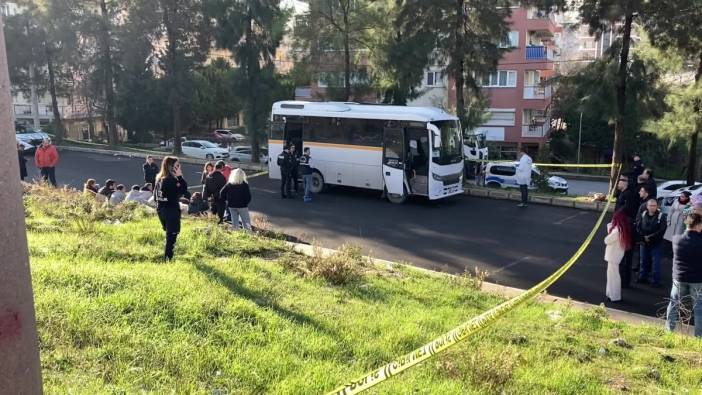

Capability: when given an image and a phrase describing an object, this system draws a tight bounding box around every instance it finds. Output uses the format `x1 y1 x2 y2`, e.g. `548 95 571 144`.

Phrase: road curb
463 186 612 213
57 145 267 173
285 241 674 331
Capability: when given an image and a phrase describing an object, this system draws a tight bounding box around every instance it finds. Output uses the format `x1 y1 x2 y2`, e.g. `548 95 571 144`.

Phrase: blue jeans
638 243 662 285
228 207 251 231
665 281 702 337
303 174 313 201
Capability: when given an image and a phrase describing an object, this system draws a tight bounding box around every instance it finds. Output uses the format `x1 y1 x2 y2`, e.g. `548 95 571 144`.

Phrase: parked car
213 129 246 142
16 129 49 148
661 183 702 215
181 140 230 160
483 162 568 194
656 180 697 201
229 145 268 163
16 137 35 154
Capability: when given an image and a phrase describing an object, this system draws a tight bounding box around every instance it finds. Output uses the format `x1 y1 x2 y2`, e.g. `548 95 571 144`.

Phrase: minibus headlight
432 173 442 181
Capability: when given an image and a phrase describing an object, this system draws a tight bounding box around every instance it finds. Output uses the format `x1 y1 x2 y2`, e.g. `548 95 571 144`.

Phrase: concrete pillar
0 14 43 395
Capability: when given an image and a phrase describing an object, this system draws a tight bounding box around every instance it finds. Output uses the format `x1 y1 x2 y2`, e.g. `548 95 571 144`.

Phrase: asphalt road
22 150 672 318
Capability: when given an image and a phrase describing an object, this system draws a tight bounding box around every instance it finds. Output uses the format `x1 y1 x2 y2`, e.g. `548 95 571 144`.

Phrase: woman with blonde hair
220 168 252 231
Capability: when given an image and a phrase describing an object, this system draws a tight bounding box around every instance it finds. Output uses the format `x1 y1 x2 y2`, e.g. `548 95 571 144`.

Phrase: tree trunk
245 14 260 162
343 7 351 101
29 63 40 130
99 0 118 147
163 2 182 155
610 10 634 189
687 52 702 185
454 0 466 128
0 15 43 393
46 49 65 141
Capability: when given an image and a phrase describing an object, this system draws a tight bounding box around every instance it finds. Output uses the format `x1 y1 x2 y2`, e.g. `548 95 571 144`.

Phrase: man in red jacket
34 139 59 186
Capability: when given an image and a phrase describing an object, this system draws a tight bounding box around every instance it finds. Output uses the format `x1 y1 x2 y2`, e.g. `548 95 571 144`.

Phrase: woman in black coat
18 143 27 180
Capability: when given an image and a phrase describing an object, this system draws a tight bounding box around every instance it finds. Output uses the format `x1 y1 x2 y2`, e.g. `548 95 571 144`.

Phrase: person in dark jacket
298 147 314 202
143 156 159 185
203 161 227 223
289 144 300 195
277 144 296 199
98 179 116 199
631 154 645 179
187 192 209 215
615 175 639 287
153 156 188 260
220 168 252 230
18 143 27 180
665 213 702 337
638 168 657 199
636 199 667 287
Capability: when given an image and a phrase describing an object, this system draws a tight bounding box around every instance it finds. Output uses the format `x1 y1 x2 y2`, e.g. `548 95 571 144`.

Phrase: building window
523 109 546 125
425 71 444 87
524 70 541 86
484 109 516 126
480 70 517 88
498 31 519 48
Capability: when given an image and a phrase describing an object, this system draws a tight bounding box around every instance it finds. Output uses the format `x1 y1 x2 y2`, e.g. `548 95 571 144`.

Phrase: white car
229 146 269 163
181 140 230 160
482 162 568 194
657 180 698 201
16 129 50 148
16 137 35 154
661 183 702 215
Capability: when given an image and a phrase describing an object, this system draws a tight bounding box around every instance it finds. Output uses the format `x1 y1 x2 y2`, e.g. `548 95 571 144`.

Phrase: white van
482 162 568 194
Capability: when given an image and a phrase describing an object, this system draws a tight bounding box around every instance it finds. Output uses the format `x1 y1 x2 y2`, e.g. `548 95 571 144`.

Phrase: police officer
299 147 314 202
153 156 188 260
277 144 295 198
290 144 300 196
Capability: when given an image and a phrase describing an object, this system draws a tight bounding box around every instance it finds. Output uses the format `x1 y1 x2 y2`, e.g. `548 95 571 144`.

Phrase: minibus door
382 127 405 196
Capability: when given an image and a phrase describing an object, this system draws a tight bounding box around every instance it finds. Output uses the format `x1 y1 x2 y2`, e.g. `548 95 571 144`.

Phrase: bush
281 244 368 285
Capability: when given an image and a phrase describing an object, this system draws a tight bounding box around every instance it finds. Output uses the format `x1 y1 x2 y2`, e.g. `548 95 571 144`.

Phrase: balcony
13 104 67 119
523 85 552 99
525 46 554 61
522 124 548 138
525 8 557 33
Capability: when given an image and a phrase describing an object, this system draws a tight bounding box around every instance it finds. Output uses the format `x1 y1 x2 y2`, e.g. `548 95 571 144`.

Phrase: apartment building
449 6 561 160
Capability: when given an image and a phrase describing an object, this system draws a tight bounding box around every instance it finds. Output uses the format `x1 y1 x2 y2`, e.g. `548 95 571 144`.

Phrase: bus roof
272 101 459 123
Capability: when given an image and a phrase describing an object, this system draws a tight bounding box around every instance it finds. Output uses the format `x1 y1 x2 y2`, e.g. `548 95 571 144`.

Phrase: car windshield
689 184 702 191
200 141 218 148
430 120 463 166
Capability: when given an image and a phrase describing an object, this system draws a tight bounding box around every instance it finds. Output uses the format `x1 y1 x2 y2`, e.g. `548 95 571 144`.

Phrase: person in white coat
604 210 633 302
664 191 691 243
516 147 533 207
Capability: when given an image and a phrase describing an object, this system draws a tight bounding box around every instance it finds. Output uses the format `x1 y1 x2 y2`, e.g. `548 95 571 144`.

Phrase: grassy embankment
25 184 701 394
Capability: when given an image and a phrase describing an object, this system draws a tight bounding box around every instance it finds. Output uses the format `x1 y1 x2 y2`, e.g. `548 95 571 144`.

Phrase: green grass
25 185 702 394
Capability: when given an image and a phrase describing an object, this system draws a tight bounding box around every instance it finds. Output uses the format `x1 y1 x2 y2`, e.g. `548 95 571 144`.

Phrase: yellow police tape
469 159 614 168
327 165 621 395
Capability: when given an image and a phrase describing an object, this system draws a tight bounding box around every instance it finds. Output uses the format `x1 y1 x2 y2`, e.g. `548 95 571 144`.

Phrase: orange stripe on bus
267 140 382 152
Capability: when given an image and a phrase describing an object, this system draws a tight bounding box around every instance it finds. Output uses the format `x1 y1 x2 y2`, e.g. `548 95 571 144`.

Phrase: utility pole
0 13 43 395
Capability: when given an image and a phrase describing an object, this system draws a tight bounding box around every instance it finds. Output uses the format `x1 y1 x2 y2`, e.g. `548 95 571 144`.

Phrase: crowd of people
75 155 255 261
607 154 702 336
277 143 315 202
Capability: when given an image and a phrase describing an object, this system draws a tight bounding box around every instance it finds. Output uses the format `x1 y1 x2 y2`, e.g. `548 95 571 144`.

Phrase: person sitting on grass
188 192 209 216
125 185 146 204
83 179 98 196
110 184 127 205
98 179 116 199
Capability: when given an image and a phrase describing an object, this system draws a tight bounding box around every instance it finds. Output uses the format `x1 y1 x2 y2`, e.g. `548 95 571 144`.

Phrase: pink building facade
450 6 560 159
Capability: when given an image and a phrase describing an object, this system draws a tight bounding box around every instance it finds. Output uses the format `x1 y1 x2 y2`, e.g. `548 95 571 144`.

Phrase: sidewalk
463 184 612 213
58 144 268 173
